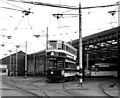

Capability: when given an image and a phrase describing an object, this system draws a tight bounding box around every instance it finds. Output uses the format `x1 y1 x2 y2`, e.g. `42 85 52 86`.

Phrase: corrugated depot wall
2 51 25 76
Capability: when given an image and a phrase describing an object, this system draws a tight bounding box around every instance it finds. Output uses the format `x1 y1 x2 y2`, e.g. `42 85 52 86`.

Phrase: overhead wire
0 7 15 19
6 0 78 9
58 18 78 39
10 15 25 37
58 0 62 12
26 15 35 34
2 0 120 41
57 18 62 35
2 0 26 10
57 19 69 35
6 0 120 10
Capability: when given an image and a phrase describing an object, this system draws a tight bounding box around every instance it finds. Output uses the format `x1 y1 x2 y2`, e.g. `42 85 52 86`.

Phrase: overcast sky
0 0 119 58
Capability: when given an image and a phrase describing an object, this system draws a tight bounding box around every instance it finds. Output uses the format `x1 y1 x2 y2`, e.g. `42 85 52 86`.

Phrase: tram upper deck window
48 41 57 49
62 43 65 50
58 42 62 49
66 45 70 52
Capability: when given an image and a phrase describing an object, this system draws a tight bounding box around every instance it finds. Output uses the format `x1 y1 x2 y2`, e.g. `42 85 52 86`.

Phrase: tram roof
29 40 77 56
49 40 77 50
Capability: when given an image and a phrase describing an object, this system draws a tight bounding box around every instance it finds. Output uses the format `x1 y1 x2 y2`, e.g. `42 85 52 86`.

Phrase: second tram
90 63 117 77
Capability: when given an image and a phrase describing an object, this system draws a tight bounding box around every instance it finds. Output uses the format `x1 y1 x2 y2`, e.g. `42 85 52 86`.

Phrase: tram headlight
51 71 53 74
61 70 65 76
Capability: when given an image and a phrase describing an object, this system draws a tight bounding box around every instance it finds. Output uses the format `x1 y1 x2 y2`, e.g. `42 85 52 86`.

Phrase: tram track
2 77 50 97
2 77 118 98
98 81 118 98
62 79 118 98
4 77 83 97
62 81 85 96
4 77 71 97
2 80 42 97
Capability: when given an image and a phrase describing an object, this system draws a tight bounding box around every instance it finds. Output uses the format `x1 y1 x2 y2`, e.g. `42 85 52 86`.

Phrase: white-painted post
118 1 120 26
25 41 27 78
79 3 83 86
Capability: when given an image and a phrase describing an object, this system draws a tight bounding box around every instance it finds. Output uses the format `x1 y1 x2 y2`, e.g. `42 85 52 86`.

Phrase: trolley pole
79 3 83 86
25 41 27 78
45 27 48 76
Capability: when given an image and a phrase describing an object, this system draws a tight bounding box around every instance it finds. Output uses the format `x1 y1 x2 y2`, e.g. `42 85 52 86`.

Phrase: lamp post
8 50 12 76
45 27 48 76
33 52 36 76
25 41 27 78
79 3 83 86
117 1 120 79
118 1 120 26
15 45 19 77
86 53 89 71
12 56 15 76
34 27 48 76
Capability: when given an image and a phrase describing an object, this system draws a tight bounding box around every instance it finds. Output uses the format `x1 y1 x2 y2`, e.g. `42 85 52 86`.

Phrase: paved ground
1 76 119 97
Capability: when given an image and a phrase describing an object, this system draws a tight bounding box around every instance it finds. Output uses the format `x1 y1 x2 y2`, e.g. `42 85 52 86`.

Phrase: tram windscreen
48 60 63 69
48 60 57 69
48 41 57 49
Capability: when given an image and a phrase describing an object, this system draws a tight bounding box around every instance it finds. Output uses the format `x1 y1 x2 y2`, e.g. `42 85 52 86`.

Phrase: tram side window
65 62 76 69
57 61 63 68
91 67 98 71
62 43 65 50
0 69 6 73
66 45 70 52
58 42 62 49
2 70 6 73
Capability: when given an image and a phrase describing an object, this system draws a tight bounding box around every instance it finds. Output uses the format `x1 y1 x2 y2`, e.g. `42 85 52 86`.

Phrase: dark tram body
46 40 78 81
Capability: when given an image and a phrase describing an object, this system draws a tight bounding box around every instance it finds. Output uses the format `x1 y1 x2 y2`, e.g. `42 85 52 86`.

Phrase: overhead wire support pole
25 41 27 78
15 45 19 77
45 27 48 76
8 50 12 76
117 1 120 79
79 3 83 86
15 46 18 77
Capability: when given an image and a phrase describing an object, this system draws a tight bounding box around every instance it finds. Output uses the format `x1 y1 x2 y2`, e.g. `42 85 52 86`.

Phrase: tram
46 40 79 81
0 64 8 76
90 63 117 77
